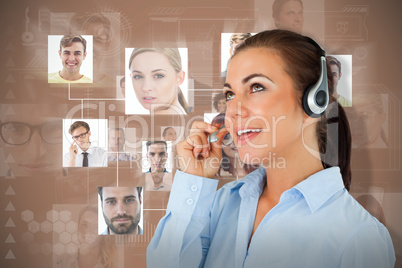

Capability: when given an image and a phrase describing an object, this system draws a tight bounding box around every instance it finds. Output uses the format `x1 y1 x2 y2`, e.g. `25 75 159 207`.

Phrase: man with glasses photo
63 121 107 167
0 104 63 176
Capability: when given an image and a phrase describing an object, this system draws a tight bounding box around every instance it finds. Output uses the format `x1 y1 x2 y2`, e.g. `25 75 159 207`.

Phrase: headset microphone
302 39 329 118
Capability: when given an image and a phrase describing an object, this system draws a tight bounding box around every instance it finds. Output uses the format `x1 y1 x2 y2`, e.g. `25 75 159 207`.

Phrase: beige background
0 0 401 267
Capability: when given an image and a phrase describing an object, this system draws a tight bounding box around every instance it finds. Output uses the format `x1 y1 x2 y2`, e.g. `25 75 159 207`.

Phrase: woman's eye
225 91 235 101
251 84 265 93
154 74 164 79
107 200 116 205
133 75 143 79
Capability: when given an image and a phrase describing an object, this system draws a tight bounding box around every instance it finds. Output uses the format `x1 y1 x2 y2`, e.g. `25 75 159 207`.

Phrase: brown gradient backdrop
0 0 401 267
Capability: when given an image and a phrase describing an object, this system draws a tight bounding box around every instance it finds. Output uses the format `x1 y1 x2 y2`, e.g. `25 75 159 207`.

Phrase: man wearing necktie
63 121 108 167
107 128 136 162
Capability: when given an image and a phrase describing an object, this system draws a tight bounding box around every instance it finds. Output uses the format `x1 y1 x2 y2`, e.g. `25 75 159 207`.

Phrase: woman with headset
147 30 395 267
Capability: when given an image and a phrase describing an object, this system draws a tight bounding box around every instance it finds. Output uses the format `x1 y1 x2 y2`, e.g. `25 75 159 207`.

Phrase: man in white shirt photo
64 121 107 167
107 128 135 162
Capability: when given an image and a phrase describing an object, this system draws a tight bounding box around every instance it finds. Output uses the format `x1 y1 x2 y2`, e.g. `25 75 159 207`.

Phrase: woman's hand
177 121 227 178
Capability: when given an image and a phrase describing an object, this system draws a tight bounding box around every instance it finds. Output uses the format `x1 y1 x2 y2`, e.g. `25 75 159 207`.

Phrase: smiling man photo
48 35 93 83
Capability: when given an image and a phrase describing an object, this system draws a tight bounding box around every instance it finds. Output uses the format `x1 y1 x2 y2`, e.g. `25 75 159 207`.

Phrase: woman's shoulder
321 188 390 244
340 190 384 225
298 168 389 239
332 192 395 266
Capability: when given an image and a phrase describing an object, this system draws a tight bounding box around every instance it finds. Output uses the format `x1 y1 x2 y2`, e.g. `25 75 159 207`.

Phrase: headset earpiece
302 39 329 118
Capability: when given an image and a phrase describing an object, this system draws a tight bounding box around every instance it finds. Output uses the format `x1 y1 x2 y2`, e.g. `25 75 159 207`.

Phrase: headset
302 37 329 118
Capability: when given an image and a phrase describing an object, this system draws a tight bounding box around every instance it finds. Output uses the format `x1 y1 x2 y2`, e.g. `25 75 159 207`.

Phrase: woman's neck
229 155 249 178
262 141 324 203
152 97 186 115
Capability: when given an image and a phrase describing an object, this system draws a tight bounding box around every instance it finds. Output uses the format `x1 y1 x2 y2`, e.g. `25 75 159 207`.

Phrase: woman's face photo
130 52 184 112
78 210 101 247
217 99 227 113
163 128 177 142
224 48 305 165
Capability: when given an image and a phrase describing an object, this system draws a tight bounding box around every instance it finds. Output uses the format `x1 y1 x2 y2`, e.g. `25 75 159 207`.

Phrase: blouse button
187 199 193 205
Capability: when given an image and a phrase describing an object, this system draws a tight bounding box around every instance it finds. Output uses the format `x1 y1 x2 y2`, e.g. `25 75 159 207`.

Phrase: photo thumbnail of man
326 55 352 107
107 127 141 167
98 186 143 235
144 141 170 173
221 33 253 77
146 172 172 191
254 0 325 41
48 35 93 83
63 120 108 167
0 104 65 177
272 0 304 34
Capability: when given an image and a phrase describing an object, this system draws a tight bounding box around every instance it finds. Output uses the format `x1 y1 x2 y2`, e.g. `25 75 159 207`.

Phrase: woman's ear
176 70 185 86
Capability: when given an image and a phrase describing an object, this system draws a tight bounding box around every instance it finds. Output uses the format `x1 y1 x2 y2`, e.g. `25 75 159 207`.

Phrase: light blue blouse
147 166 395 268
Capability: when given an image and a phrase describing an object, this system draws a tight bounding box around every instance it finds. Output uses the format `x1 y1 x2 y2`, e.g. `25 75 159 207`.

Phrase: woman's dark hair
234 29 352 190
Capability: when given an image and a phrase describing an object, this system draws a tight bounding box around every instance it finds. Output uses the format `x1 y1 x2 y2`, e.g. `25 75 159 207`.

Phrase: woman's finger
189 121 218 136
186 133 207 158
188 121 218 158
210 126 228 158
